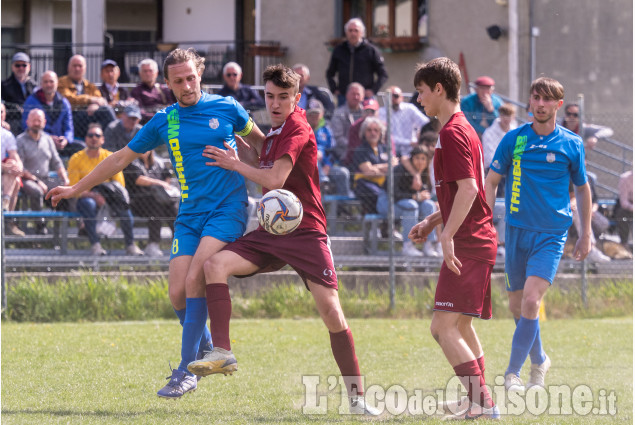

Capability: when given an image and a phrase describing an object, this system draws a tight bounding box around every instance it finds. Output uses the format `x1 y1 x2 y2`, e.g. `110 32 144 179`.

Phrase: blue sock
174 307 186 325
199 321 213 354
178 298 208 374
506 316 539 377
514 316 546 365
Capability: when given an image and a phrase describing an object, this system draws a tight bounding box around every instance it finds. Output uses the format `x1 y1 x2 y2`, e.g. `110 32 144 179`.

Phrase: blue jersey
489 123 587 234
128 92 252 214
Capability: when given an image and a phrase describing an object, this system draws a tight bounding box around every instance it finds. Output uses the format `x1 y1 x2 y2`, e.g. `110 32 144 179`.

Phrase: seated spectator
1 52 35 135
99 59 133 114
1 112 24 236
460 76 503 138
306 99 352 197
124 150 178 257
58 54 116 139
378 85 430 158
351 116 398 214
23 70 83 158
561 103 613 151
217 62 265 110
614 170 633 249
293 63 335 120
16 109 69 235
67 123 143 256
377 145 440 257
130 58 176 124
570 177 611 263
331 82 365 163
342 98 380 168
104 105 142 152
482 103 517 197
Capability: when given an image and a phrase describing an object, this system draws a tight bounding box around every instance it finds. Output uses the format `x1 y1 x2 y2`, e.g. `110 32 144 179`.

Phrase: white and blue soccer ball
257 189 303 235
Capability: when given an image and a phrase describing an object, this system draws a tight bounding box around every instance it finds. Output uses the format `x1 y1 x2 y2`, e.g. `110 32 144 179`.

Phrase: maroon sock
329 328 363 397
476 355 486 379
453 359 493 409
205 283 232 351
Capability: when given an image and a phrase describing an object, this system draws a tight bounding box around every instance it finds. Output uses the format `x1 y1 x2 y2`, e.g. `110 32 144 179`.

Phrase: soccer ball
257 189 303 235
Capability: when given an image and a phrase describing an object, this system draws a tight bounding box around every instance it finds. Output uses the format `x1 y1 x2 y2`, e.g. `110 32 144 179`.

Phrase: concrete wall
163 0 235 47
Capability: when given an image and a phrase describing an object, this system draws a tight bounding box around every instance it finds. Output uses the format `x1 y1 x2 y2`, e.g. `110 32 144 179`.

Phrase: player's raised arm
46 146 141 206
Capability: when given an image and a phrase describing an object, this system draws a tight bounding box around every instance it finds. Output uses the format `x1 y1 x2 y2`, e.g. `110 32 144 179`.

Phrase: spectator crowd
1 21 630 260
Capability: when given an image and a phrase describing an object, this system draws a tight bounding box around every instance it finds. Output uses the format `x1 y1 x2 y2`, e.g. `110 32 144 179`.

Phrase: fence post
1 211 6 317
384 92 396 312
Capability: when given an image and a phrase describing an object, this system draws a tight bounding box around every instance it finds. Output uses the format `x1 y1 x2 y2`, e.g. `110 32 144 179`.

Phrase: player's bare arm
573 182 593 261
203 143 293 189
240 123 266 155
46 146 141 207
409 210 442 243
484 169 503 211
440 177 479 275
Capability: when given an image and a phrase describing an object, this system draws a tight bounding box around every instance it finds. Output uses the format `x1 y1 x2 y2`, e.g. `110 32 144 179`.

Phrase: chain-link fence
2 86 632 288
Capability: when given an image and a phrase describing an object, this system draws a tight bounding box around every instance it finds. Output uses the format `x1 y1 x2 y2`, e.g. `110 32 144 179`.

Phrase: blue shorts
170 202 248 259
504 224 567 291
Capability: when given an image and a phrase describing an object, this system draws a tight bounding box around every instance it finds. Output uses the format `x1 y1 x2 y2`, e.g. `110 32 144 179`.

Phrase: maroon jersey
433 112 497 264
259 105 327 234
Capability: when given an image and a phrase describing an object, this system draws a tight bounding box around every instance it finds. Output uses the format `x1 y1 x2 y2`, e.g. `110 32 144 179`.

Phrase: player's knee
429 322 441 342
522 295 542 316
202 256 227 281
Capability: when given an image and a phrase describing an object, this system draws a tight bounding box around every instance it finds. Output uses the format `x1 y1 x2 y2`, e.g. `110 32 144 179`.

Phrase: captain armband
235 117 255 137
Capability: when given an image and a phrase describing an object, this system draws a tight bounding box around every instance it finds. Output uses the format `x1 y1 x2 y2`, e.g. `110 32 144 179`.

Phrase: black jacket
1 73 35 106
326 39 388 95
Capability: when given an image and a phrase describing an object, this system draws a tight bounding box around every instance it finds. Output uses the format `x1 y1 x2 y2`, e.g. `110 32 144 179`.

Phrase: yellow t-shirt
67 148 125 189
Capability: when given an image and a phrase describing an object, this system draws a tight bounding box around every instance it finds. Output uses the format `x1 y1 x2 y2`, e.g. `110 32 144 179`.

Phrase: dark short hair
530 77 564 101
163 48 205 81
413 57 461 103
410 144 432 159
262 64 300 94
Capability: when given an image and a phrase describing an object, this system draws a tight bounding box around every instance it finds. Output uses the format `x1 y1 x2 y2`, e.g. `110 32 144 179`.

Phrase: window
340 0 427 51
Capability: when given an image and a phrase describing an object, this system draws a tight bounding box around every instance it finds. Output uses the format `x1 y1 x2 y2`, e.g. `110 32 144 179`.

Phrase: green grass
2 318 632 424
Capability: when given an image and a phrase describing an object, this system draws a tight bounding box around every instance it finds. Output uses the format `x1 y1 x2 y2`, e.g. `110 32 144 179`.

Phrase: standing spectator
58 54 116 139
411 58 499 419
1 108 24 235
485 77 592 394
614 170 633 249
379 85 430 158
99 59 132 113
67 123 143 256
124 150 178 257
561 103 614 151
103 105 142 152
217 62 265 110
352 117 398 214
326 18 388 104
292 63 335 119
130 58 176 124
460 76 503 138
22 71 82 158
1 52 35 134
377 145 440 257
16 109 69 234
330 82 364 163
306 99 352 197
482 103 517 174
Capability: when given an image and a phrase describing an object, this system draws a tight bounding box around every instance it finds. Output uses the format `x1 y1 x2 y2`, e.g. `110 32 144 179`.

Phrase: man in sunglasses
217 62 265 110
561 103 613 151
1 52 35 134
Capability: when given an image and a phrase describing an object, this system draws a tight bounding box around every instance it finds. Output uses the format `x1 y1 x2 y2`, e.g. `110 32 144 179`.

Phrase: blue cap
12 52 30 63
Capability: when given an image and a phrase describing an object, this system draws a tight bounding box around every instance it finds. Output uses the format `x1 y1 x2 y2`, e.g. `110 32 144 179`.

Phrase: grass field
2 317 632 424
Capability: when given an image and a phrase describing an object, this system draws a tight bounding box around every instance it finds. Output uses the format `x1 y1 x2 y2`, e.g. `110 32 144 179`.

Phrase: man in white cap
460 75 503 138
1 52 35 133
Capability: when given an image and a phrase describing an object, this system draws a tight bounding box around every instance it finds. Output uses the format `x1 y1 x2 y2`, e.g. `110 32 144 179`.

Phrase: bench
3 210 81 255
361 213 387 255
322 194 361 235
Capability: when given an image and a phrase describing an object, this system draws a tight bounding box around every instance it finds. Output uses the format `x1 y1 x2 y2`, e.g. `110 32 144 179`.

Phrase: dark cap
306 99 324 115
12 52 30 63
123 104 141 119
362 98 379 111
101 59 118 69
474 76 495 87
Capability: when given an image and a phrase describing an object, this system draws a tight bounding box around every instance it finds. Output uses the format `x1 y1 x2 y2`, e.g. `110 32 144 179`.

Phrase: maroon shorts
223 227 339 290
434 256 493 319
